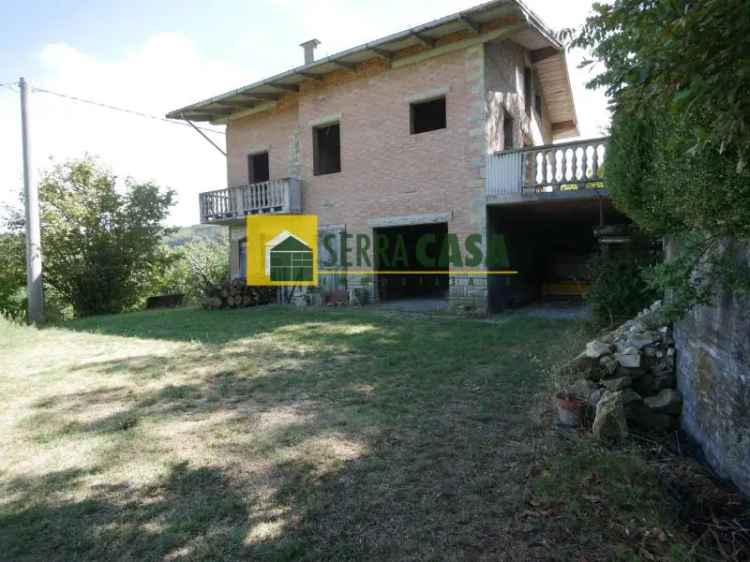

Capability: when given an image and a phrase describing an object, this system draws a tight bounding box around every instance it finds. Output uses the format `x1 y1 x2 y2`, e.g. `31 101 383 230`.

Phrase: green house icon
265 230 313 282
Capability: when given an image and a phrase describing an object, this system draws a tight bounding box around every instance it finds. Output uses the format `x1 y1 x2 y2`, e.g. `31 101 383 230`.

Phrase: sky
0 0 610 226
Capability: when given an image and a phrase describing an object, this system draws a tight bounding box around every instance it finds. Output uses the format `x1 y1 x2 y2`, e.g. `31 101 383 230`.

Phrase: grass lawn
0 306 695 561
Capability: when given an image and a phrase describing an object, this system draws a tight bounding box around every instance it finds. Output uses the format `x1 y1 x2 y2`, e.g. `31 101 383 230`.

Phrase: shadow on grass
4 407 543 561
7 308 594 560
0 462 258 562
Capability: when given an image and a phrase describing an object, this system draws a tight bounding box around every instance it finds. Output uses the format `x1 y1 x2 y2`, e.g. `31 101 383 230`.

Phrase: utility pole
19 77 44 324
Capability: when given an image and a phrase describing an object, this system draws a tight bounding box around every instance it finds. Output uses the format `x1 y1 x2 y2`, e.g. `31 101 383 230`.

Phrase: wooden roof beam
411 32 435 49
179 113 215 121
298 71 324 81
551 120 577 134
458 15 481 34
196 108 234 116
330 59 357 71
269 82 300 92
236 92 281 101
369 47 394 61
530 46 560 64
215 101 257 109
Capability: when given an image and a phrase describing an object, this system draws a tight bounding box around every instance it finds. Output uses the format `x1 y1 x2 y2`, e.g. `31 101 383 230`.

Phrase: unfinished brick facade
224 39 551 313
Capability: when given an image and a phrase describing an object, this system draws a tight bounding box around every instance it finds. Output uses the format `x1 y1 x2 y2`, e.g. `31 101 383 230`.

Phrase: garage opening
374 223 449 303
487 198 630 313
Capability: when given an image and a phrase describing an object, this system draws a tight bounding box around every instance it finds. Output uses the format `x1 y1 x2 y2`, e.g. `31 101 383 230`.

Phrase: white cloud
267 0 610 136
0 1 610 227
0 33 238 226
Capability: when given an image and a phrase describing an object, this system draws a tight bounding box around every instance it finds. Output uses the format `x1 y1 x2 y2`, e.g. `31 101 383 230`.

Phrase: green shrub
148 240 229 305
586 233 660 328
0 233 26 321
38 157 175 317
574 0 750 318
604 107 750 317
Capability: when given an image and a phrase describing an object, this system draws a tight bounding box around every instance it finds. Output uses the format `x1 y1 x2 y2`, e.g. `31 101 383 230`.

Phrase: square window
248 152 270 184
410 97 446 135
313 123 341 176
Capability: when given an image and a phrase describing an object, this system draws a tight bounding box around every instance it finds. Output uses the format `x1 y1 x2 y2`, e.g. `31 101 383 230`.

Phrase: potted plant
555 391 587 427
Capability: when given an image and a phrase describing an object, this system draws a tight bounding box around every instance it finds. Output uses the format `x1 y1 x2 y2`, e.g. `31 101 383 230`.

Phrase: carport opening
487 199 630 313
374 223 449 302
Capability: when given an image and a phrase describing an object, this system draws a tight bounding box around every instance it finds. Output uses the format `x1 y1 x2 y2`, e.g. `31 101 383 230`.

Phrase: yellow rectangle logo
246 215 318 286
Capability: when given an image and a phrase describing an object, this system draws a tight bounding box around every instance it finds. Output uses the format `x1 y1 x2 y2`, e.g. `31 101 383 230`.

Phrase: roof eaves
165 0 576 126
512 0 578 136
558 50 580 138
513 0 563 50
166 0 525 120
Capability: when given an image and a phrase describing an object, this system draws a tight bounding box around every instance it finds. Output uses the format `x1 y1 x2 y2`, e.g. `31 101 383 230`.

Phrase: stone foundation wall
449 276 488 314
673 242 750 496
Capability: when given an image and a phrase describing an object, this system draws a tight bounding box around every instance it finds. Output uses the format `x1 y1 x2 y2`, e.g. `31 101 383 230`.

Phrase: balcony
199 178 302 224
487 137 609 202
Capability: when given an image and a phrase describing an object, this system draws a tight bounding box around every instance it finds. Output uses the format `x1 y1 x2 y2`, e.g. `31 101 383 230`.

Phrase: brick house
167 0 617 314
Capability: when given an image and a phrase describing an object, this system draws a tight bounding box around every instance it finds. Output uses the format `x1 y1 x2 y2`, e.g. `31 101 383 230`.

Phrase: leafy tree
39 157 175 317
163 224 227 248
148 238 229 304
0 232 26 320
573 0 750 316
575 0 750 171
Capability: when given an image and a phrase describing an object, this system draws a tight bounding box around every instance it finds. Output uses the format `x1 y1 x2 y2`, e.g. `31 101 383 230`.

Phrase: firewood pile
202 279 277 310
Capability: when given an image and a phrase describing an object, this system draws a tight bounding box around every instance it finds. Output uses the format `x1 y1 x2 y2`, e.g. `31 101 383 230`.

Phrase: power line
31 86 225 136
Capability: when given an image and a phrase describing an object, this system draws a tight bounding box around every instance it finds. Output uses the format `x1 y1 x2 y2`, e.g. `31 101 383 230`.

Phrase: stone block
585 340 613 359
614 365 647 380
569 353 602 381
602 376 632 392
632 371 676 397
615 347 641 368
593 391 629 443
626 402 679 432
600 355 619 377
644 389 683 415
627 332 659 349
569 379 597 401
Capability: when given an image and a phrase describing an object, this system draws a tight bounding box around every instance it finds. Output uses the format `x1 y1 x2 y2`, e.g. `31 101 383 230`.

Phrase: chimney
300 39 321 65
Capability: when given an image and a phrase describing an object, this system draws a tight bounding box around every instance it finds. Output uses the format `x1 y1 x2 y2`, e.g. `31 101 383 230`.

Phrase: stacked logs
202 279 277 310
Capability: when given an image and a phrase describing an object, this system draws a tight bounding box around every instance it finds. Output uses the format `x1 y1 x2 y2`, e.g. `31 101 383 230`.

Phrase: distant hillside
164 224 228 248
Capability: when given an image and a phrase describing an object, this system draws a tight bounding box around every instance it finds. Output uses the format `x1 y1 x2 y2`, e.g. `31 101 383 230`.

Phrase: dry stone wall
562 302 682 441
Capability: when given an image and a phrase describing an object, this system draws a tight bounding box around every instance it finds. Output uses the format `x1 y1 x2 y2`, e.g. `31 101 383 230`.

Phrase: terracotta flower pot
556 392 586 427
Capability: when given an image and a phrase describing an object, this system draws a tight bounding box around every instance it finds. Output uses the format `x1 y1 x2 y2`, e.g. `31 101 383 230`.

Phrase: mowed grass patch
1 305 590 561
